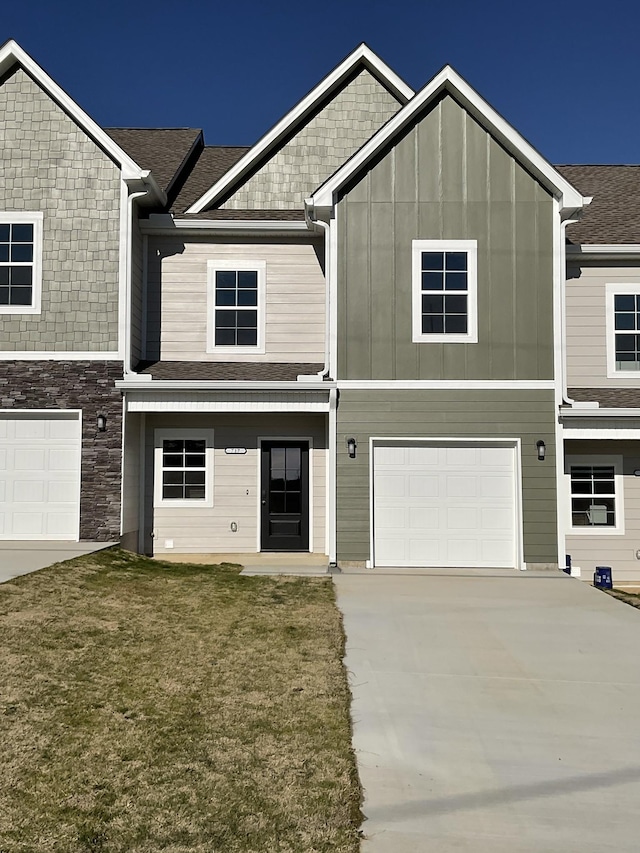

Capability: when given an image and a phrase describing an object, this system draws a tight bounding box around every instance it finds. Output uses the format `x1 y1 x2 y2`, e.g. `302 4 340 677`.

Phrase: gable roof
309 65 587 215
106 128 202 196
0 39 164 202
185 43 414 214
555 165 640 245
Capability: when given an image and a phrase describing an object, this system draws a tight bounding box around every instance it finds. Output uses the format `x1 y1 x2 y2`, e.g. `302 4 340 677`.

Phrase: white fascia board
311 65 586 214
561 408 640 418
141 215 311 236
0 351 121 360
337 379 556 389
116 379 337 392
0 40 158 189
563 428 640 439
186 43 414 214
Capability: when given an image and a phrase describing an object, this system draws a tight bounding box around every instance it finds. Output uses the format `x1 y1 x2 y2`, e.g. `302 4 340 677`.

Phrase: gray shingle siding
0 65 121 351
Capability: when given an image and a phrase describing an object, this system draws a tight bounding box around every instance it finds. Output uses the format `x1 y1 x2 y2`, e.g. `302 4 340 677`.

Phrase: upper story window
566 455 624 535
412 239 478 343
0 212 43 314
207 260 266 354
605 284 640 377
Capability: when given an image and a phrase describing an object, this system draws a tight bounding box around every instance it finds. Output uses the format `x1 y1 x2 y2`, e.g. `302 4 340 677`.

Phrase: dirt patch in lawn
0 549 362 853
605 588 640 610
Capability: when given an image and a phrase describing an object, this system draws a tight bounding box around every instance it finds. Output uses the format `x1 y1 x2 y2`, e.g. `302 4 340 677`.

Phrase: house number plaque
225 447 247 454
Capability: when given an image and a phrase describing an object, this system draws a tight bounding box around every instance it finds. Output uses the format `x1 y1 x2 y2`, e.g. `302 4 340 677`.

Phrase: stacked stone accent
0 361 123 540
222 69 402 210
0 65 121 351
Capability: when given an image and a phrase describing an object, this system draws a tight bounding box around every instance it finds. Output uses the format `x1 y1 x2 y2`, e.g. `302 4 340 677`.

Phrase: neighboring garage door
0 412 81 539
373 441 518 568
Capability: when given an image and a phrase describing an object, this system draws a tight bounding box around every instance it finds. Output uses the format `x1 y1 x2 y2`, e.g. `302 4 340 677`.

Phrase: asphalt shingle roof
106 128 202 195
137 361 326 381
171 146 249 213
556 165 640 245
569 388 640 407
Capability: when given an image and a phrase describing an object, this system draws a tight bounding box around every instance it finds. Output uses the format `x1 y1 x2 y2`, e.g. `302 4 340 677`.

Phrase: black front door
260 441 309 551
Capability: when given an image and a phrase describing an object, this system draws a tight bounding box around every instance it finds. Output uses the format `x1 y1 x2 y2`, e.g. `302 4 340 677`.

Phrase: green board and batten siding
336 94 555 381
335 94 558 566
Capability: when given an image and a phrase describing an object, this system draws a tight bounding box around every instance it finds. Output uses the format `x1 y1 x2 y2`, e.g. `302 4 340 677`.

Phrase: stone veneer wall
0 65 121 350
0 361 123 540
222 68 402 209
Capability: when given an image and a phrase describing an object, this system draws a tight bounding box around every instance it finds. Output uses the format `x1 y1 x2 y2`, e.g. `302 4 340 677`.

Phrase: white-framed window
566 455 624 535
0 212 43 314
207 259 266 353
606 284 640 376
412 239 478 343
154 429 215 508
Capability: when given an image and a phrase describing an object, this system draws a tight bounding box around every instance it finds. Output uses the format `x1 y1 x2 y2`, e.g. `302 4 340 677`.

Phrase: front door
260 441 309 551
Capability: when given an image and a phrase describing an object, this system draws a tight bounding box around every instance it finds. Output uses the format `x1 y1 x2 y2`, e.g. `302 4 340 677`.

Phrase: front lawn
0 549 361 853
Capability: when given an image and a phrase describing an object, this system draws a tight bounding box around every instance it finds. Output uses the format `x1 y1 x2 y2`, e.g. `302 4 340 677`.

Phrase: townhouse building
1 39 638 581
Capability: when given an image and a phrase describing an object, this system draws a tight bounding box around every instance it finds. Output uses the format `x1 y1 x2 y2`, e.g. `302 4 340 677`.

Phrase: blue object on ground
594 566 613 589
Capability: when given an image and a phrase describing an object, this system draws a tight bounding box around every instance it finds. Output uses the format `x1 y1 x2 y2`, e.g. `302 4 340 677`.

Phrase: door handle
261 499 266 505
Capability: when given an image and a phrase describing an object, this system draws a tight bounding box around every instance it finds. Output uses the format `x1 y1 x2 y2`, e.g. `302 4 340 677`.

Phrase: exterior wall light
97 414 107 432
347 437 357 459
536 440 546 461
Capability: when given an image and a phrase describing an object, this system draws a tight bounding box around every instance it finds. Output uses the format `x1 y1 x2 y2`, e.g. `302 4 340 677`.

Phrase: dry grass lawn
0 549 362 853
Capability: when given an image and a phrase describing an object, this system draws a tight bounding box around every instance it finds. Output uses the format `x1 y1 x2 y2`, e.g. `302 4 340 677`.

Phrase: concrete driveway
334 570 640 852
0 541 117 583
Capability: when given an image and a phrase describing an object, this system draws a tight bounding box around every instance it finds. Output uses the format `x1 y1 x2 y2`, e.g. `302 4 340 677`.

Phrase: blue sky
3 0 639 163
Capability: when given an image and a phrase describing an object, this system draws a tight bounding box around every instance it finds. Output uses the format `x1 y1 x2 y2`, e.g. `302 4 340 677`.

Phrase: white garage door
0 412 81 539
373 442 517 568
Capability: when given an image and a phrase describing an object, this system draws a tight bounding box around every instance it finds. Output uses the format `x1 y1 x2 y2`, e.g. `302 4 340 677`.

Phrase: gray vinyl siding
565 439 640 584
130 216 144 365
222 69 402 210
336 389 557 565
337 94 555 381
146 237 325 362
144 414 326 555
0 65 121 351
566 263 640 387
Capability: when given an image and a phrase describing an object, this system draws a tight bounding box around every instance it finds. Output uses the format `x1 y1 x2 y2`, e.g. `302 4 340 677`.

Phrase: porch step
156 552 329 577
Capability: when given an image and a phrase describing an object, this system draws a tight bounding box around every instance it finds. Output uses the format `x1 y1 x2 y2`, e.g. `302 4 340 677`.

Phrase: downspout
124 188 149 377
560 201 591 406
304 199 331 379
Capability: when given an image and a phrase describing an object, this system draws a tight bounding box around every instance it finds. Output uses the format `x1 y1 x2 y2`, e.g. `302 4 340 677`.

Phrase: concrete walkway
334 570 640 852
0 541 117 583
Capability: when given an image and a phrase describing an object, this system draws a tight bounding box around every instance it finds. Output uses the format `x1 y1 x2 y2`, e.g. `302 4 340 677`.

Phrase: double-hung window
412 239 477 343
154 429 214 507
207 260 266 353
0 212 43 314
567 455 623 534
606 284 640 374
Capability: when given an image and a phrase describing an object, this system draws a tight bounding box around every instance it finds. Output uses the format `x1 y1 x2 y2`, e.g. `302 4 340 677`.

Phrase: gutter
115 379 337 392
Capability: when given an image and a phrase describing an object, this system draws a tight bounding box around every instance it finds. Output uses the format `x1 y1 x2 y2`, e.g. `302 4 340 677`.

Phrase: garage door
373 442 517 568
0 412 81 539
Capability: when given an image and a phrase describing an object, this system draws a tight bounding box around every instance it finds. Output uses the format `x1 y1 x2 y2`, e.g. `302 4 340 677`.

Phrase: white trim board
310 65 586 214
563 428 640 440
0 351 121 361
337 380 556 389
186 44 414 214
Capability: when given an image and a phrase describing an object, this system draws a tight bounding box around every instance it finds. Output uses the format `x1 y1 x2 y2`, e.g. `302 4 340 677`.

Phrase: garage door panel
0 413 80 540
373 442 517 568
408 475 439 498
446 475 477 497
408 446 439 467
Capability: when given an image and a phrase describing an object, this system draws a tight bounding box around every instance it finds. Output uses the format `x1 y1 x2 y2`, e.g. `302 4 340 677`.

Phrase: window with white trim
0 212 43 314
207 260 266 353
154 429 214 507
566 455 624 534
412 239 477 343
